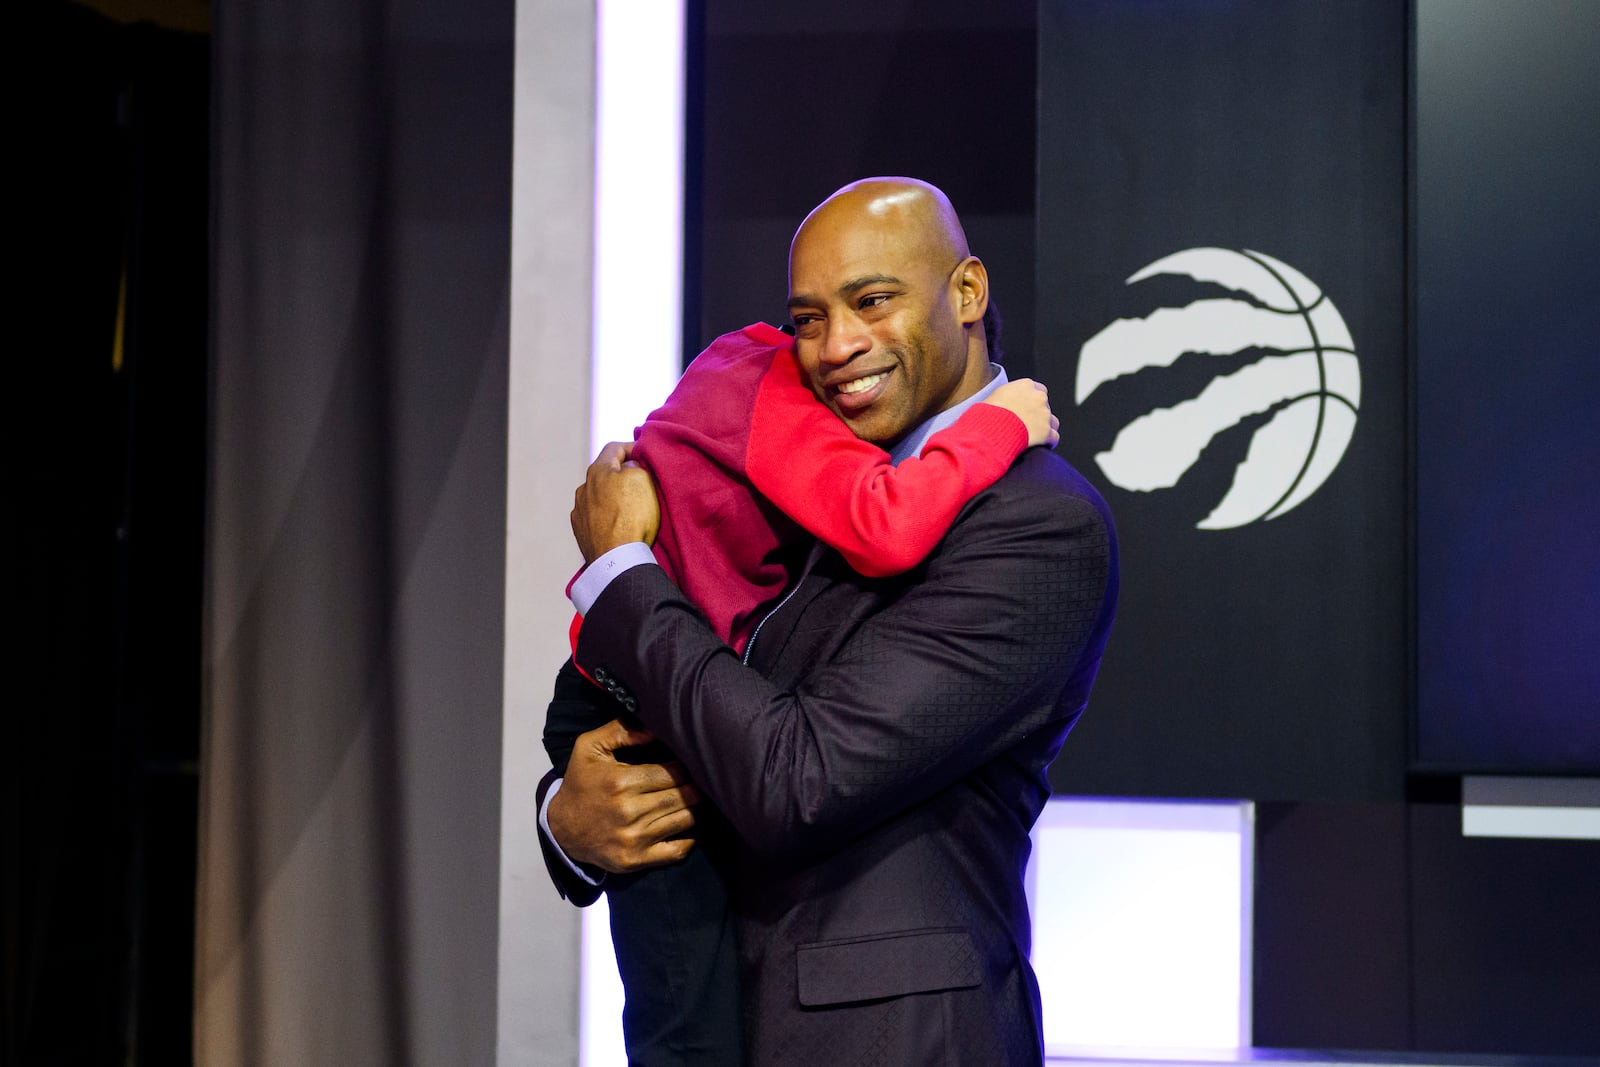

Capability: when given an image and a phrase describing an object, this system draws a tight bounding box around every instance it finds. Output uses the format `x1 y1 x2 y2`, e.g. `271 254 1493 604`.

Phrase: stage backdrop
1036 0 1409 802
194 0 557 1062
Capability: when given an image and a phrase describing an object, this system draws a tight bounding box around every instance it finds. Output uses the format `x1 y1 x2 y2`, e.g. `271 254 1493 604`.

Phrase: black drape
196 1 512 1062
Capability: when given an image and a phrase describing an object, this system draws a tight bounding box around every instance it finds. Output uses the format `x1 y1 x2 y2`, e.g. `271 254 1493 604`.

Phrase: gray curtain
197 1 513 1062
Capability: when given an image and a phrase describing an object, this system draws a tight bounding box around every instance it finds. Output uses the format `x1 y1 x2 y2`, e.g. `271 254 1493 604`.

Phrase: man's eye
791 314 821 330
860 294 890 310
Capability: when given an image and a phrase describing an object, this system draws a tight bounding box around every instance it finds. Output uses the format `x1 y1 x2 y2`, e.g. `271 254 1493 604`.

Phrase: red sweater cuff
960 401 1031 458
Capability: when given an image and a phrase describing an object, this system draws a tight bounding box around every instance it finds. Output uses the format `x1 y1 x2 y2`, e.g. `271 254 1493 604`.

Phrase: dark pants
545 659 744 1066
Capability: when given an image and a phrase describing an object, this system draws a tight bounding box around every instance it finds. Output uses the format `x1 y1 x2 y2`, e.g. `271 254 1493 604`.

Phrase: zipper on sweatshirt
742 581 802 665
743 540 829 666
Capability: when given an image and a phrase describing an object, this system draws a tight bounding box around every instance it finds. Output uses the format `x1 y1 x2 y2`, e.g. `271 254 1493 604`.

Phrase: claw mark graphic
1076 248 1360 530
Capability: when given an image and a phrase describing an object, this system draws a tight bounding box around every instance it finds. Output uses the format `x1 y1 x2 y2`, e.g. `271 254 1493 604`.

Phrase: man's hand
547 718 700 873
571 441 662 564
982 378 1060 449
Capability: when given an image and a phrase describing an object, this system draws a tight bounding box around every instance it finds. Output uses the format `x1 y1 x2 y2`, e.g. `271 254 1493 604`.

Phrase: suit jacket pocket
796 927 981 1007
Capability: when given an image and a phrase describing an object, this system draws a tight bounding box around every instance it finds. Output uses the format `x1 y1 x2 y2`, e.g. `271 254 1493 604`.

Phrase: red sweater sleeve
745 351 1030 577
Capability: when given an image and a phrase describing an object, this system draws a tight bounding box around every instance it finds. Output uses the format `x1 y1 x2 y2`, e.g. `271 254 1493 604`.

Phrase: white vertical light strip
1026 798 1254 1055
590 0 687 456
581 4 687 1065
580 898 626 1067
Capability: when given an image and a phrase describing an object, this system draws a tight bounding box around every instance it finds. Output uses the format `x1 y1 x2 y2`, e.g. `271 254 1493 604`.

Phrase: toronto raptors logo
1075 248 1360 530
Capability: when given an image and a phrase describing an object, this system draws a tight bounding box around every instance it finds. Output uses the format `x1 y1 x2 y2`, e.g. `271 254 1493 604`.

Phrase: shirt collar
888 365 1010 465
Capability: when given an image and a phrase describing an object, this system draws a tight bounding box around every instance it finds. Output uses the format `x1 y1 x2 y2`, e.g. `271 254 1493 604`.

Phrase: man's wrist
570 542 657 616
538 777 604 887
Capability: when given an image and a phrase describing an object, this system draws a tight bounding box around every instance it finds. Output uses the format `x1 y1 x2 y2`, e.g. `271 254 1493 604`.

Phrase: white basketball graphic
1076 248 1360 530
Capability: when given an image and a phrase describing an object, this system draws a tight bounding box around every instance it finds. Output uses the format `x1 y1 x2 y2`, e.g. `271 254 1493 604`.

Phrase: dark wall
1413 0 1600 773
691 0 1038 374
1254 790 1600 1054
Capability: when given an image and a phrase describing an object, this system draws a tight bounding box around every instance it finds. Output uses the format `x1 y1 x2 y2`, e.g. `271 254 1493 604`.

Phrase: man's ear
953 256 988 327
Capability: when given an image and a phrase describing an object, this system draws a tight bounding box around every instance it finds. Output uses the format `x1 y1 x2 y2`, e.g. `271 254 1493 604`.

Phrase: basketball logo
1075 248 1359 530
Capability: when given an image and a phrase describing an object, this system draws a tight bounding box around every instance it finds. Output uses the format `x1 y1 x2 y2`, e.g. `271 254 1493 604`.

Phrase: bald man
546 179 1119 1064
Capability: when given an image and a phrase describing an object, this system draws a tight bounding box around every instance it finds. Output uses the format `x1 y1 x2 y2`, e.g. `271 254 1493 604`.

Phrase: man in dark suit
544 178 1118 1064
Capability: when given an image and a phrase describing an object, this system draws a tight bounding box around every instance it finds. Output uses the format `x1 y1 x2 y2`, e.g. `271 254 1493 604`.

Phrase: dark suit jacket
562 446 1117 1065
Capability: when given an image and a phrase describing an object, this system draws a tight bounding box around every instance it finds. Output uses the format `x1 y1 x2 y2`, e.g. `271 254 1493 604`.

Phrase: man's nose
820 316 870 365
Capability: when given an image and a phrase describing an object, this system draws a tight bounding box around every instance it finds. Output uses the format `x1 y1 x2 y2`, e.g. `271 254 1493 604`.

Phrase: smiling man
786 181 994 447
544 178 1119 1064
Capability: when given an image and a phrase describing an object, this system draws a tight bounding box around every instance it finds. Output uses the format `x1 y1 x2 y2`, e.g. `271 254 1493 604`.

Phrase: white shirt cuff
570 542 658 616
538 777 604 887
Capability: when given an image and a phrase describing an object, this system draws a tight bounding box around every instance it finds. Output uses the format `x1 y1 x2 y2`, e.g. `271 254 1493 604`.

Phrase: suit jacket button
594 667 611 684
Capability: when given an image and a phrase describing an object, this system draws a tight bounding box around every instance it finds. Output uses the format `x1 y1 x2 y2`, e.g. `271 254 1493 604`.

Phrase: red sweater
591 322 1028 653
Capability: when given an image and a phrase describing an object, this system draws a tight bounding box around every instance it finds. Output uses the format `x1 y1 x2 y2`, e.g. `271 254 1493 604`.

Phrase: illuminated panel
1027 798 1254 1055
1462 776 1600 840
590 0 686 455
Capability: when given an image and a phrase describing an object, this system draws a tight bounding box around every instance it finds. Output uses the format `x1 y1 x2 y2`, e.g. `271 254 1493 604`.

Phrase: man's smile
829 367 895 414
837 371 888 396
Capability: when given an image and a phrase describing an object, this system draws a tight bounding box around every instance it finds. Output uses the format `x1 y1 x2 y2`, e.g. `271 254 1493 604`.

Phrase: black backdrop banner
1413 0 1600 773
1036 0 1408 801
690 0 1039 371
